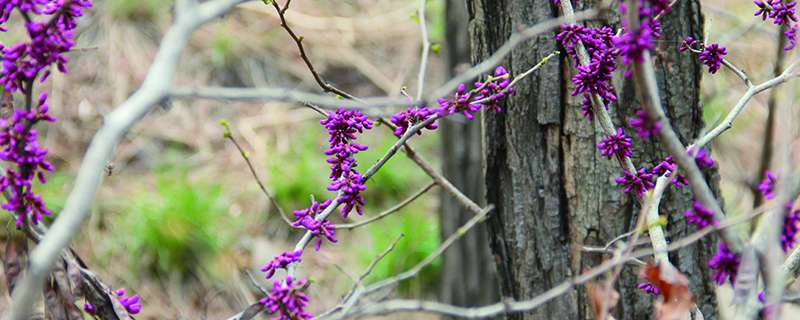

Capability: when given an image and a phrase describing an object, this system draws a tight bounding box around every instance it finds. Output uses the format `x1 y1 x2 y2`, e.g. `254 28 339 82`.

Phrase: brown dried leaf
2 235 26 291
586 281 619 320
44 261 83 320
79 268 126 320
641 263 695 320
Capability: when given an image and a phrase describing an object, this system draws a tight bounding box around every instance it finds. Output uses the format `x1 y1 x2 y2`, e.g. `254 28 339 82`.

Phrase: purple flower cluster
614 0 667 66
391 66 513 134
596 128 633 160
651 156 688 188
782 208 800 252
390 106 438 137
260 276 312 320
637 282 660 295
321 108 373 218
754 1 799 51
628 109 662 139
557 24 619 119
684 201 717 229
1 0 92 92
291 198 337 251
651 147 714 188
261 250 302 279
708 242 741 285
115 288 142 315
759 171 777 200
0 95 56 227
615 168 655 198
681 37 728 74
474 66 514 113
437 83 482 120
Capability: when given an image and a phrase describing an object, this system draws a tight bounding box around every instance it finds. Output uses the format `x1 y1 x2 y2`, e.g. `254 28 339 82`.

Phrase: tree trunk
468 0 718 319
439 0 500 310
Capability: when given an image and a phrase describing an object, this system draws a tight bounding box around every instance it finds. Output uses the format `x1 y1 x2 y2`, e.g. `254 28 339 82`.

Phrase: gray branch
5 1 249 319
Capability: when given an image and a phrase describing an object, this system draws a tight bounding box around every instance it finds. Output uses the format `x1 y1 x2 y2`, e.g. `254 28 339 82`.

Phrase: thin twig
268 0 356 100
223 122 294 227
415 0 430 100
335 181 436 230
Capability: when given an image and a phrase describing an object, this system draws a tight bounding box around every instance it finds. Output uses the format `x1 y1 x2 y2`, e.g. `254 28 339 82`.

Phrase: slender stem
224 127 294 227
415 0 430 100
335 181 436 230
268 0 356 100
753 26 787 209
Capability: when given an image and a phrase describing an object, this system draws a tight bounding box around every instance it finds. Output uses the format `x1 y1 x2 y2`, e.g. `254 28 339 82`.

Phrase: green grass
107 0 173 22
358 202 440 296
118 165 235 281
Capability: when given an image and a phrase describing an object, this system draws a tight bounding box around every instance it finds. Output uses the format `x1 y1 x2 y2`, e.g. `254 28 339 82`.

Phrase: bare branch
415 0 430 100
223 122 294 227
693 60 800 151
268 0 356 100
335 181 436 230
6 1 249 318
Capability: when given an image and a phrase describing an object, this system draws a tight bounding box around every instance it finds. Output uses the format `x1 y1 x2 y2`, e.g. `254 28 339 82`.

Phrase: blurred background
0 0 793 318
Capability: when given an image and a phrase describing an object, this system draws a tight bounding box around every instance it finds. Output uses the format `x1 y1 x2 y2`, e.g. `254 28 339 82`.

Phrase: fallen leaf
587 281 619 320
641 262 695 320
2 235 26 291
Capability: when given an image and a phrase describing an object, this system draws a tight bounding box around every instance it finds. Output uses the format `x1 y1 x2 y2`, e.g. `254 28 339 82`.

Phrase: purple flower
785 24 798 51
759 171 777 200
698 43 727 74
596 128 633 159
0 0 92 92
637 282 660 296
628 109 662 139
83 303 95 315
579 95 594 120
261 250 302 279
679 36 700 52
613 21 656 65
755 1 773 20
295 217 337 251
684 201 717 229
291 198 332 224
708 242 741 285
437 83 481 120
474 66 514 112
321 108 372 218
688 146 715 169
389 106 438 137
615 168 655 198
782 208 800 252
0 101 56 226
260 276 312 320
115 288 142 315
770 0 798 26
556 24 585 49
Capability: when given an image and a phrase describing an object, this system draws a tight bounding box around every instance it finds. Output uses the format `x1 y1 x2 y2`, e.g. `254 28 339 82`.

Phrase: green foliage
268 131 330 210
210 28 241 67
358 204 440 295
108 0 173 22
33 172 71 223
120 166 234 281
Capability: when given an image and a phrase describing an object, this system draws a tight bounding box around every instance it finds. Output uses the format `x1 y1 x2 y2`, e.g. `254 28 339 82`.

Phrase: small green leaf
219 119 232 138
431 43 441 55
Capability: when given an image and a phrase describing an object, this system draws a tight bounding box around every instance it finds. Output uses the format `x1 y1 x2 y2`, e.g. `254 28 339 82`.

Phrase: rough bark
439 0 500 310
468 0 718 319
